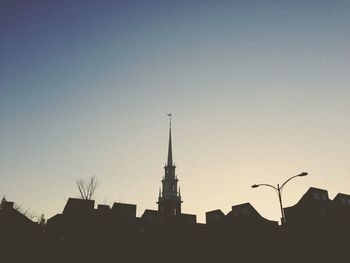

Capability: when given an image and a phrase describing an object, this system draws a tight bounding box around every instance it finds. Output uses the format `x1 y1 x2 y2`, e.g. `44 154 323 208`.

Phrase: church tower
157 115 182 216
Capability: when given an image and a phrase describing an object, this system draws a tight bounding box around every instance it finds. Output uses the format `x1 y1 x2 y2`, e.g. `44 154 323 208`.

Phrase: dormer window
312 192 320 200
242 207 249 215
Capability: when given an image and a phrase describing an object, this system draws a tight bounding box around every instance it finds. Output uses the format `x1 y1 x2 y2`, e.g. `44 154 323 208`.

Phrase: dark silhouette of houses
111 202 137 221
0 201 41 238
45 123 201 262
47 198 138 240
283 187 350 234
0 200 43 261
47 198 94 241
141 208 196 225
282 187 350 262
206 203 278 229
284 187 331 233
205 202 278 240
204 203 278 262
47 198 140 262
10 120 350 262
206 209 226 224
226 203 278 230
330 193 350 242
141 209 160 222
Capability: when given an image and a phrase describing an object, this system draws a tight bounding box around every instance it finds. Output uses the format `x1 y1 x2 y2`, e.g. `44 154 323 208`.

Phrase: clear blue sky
1 0 350 222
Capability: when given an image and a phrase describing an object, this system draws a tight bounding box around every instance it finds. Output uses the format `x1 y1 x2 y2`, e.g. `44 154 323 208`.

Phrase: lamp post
251 172 308 225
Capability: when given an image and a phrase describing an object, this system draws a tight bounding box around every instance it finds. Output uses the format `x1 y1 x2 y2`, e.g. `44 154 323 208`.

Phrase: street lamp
251 172 308 225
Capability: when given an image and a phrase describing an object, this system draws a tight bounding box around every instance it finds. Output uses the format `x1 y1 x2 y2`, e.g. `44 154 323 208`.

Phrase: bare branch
76 175 100 200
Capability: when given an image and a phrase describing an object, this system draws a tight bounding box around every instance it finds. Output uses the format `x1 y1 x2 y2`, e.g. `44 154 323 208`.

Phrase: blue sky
1 1 350 222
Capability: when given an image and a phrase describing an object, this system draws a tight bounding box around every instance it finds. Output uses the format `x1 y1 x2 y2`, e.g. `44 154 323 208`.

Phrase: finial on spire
167 113 172 130
159 187 161 198
178 187 181 197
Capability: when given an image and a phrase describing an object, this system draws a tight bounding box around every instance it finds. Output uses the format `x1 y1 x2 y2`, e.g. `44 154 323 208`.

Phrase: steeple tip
166 113 173 166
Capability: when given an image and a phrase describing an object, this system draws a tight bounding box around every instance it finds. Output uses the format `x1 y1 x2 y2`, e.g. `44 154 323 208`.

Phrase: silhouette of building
0 200 43 261
206 203 278 231
330 193 350 236
204 203 279 263
141 209 160 223
157 120 182 217
0 201 41 237
111 202 137 221
281 187 350 263
284 187 331 232
206 209 226 225
47 198 138 243
140 120 196 225
226 203 278 230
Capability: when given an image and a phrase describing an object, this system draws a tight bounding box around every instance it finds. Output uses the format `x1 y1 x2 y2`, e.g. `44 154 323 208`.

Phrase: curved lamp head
251 184 259 188
298 172 308 177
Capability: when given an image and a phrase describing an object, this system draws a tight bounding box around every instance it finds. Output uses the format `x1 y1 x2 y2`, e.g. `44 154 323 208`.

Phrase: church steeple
157 114 182 217
167 125 173 167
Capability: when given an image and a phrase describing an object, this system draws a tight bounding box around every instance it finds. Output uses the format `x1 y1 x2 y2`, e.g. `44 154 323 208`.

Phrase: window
321 194 327 201
312 192 320 200
341 198 346 205
242 207 249 215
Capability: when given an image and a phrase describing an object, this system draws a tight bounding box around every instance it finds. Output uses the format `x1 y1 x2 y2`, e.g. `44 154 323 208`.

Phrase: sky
1 0 350 223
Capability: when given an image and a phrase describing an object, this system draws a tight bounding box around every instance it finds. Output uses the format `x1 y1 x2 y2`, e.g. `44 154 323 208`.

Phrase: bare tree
76 175 100 200
14 203 37 220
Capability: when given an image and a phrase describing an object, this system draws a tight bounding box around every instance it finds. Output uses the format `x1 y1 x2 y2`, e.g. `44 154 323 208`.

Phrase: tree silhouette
76 175 100 200
0 195 7 209
37 213 46 233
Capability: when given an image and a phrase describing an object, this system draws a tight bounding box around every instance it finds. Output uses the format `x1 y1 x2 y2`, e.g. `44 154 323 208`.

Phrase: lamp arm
280 175 300 191
255 183 279 192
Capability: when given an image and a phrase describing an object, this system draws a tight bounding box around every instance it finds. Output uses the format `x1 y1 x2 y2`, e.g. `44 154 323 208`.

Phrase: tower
157 115 182 216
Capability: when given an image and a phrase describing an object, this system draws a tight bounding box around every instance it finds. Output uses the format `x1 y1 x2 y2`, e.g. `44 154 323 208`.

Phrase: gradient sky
1 0 350 223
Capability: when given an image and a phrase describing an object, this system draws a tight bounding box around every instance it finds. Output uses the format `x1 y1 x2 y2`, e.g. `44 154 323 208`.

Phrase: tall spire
157 113 182 217
167 113 173 166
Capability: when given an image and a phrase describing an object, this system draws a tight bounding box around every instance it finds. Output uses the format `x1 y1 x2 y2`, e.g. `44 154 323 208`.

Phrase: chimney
2 201 14 210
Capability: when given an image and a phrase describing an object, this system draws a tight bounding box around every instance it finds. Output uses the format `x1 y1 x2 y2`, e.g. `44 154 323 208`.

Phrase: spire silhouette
158 114 182 216
167 114 173 166
167 127 173 166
